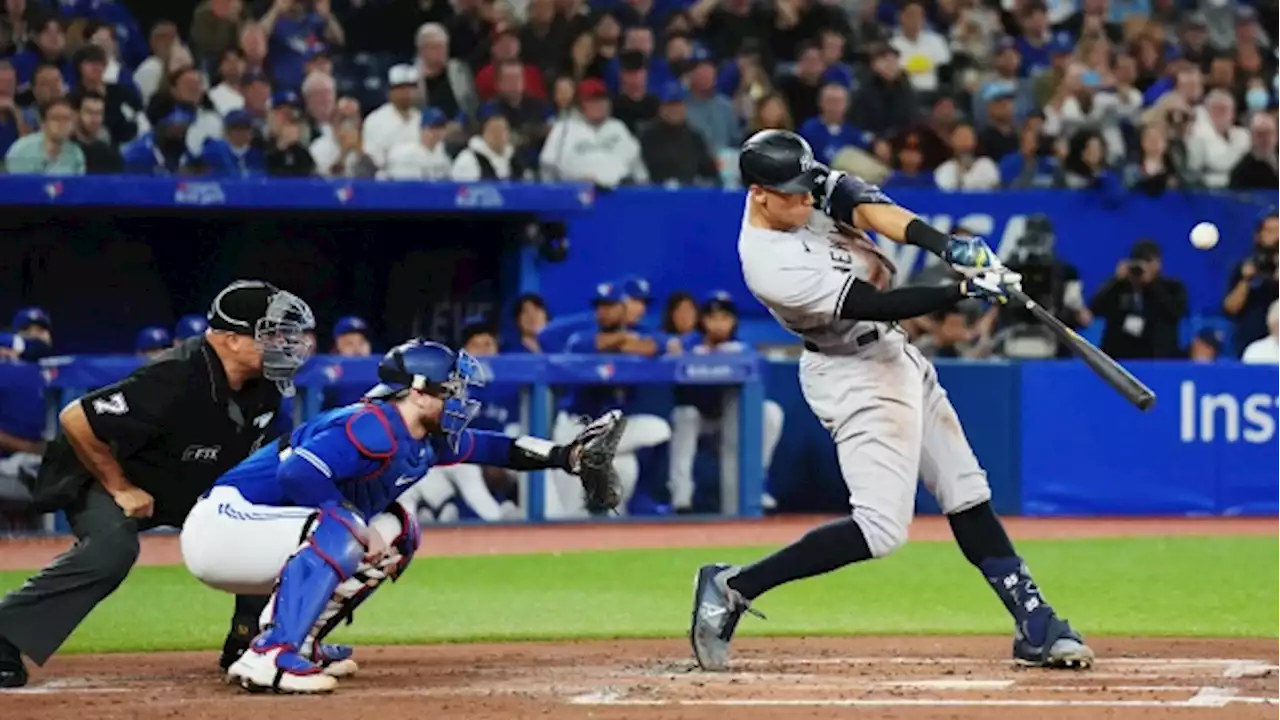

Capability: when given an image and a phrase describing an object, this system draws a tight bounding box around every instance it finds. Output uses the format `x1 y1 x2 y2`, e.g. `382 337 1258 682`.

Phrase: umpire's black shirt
36 337 283 526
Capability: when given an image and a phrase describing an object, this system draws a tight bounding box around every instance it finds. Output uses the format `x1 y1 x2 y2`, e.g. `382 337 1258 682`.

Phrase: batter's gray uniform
738 207 991 558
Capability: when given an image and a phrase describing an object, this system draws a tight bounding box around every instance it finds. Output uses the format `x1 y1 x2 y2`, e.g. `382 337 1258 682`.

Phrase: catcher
178 339 624 694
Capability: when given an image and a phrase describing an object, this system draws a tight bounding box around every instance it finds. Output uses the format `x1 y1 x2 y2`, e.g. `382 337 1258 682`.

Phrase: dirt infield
1 516 1276 719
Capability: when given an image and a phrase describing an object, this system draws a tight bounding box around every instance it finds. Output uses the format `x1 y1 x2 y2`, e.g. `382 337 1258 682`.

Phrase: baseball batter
690 130 1093 672
179 339 623 693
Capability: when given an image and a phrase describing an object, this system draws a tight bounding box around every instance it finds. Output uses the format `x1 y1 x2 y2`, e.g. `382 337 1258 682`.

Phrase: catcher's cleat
689 564 764 671
313 643 359 678
1013 613 1094 669
569 410 626 514
227 643 338 694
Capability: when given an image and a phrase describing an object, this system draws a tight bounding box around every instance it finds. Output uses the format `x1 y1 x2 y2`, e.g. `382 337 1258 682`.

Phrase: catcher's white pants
668 400 784 510
180 486 405 595
546 410 671 518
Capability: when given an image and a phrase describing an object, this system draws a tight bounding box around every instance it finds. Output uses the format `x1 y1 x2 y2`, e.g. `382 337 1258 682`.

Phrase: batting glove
944 236 1003 277
960 270 1022 303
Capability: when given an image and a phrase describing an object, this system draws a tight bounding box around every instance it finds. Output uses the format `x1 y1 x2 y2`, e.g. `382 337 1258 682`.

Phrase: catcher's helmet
739 129 824 194
366 339 488 450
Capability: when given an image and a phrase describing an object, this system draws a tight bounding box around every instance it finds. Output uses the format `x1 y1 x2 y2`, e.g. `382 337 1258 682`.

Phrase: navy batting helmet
739 129 824 194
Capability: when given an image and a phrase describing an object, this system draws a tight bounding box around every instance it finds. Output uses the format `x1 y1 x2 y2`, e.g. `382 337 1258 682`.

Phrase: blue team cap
477 101 504 125
421 107 448 128
702 290 737 314
618 276 651 302
0 331 24 354
224 109 253 128
174 313 208 340
159 107 195 126
592 282 624 304
333 315 369 338
658 81 687 104
1049 35 1074 56
135 325 172 352
995 36 1017 53
11 307 50 330
981 82 1016 103
272 90 302 109
690 46 715 67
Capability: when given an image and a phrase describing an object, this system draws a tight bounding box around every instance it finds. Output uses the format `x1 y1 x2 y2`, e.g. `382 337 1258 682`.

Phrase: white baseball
1190 222 1220 250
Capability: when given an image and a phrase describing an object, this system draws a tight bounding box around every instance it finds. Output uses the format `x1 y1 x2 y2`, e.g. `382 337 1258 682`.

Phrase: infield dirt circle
1 517 1275 720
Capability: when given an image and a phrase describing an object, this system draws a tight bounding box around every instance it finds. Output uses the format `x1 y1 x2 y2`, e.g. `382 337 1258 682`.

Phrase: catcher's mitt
568 410 627 514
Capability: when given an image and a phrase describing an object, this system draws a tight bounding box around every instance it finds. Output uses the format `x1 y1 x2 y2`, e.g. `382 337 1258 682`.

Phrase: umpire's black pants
0 483 263 665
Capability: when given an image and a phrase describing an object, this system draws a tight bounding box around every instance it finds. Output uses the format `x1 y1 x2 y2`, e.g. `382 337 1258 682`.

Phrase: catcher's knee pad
261 505 366 651
851 504 909 558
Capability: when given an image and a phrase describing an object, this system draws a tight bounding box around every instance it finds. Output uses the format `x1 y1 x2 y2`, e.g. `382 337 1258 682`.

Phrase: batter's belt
804 329 880 355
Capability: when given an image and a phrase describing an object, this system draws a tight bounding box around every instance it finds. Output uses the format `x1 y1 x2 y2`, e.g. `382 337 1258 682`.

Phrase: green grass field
1 536 1275 654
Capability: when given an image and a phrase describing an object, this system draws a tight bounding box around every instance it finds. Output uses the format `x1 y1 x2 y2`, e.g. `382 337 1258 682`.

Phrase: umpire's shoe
690 564 763 671
227 640 338 694
0 636 28 688
1013 613 1095 669
217 621 256 672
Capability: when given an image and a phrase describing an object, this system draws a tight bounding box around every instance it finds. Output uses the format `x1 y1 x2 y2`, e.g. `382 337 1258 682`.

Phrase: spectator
238 22 268 77
267 89 302 140
913 307 990 359
999 113 1056 188
976 83 1018 159
0 61 27 155
973 37 1035 127
148 66 225 158
657 32 694 89
121 107 194 175
363 64 422 170
241 71 271 129
886 130 937 188
549 74 577 117
1043 63 1094 141
135 326 172 359
258 0 344 91
68 89 122 174
661 290 699 339
487 59 552 158
82 20 141 105
1013 1 1058 78
1089 239 1188 359
799 83 871 164
1125 121 1182 195
10 15 69 90
72 43 141 145
300 71 336 142
1229 114 1279 190
817 28 854 86
20 62 65 128
1241 301 1280 365
414 23 477 129
0 0 38 58
1205 55 1236 97
4 97 84 175
1186 328 1225 364
721 39 773 127
199 109 266 178
934 122 999 191
190 0 245 67
948 0 1001 70
540 78 646 187
1177 13 1214 73
132 20 180 105
777 41 825 126
446 0 497 67
1187 89 1249 188
1058 129 1120 190
383 107 451 180
612 51 657 134
1223 213 1280 358
506 292 548 354
684 49 739 151
1058 0 1122 44
749 91 793 133
476 22 546 102
452 108 521 181
639 83 719 187
1030 38 1075 108
264 106 314 177
689 0 769 64
851 44 918 138
1092 52 1144 162
205 47 245 115
520 0 570 79
561 30 606 82
891 0 951 94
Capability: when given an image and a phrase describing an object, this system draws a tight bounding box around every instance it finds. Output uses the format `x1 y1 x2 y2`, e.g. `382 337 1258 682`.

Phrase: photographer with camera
1089 239 1188 359
1223 212 1280 358
992 214 1090 358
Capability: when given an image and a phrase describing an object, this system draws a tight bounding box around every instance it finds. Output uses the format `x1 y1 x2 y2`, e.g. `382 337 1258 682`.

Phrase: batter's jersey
737 203 901 354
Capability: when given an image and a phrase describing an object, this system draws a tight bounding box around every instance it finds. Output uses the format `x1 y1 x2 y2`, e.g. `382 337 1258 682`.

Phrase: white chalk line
569 696 1280 709
730 656 1277 668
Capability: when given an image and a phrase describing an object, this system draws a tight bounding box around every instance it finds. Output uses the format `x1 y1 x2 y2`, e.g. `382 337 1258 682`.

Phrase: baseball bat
1007 288 1157 411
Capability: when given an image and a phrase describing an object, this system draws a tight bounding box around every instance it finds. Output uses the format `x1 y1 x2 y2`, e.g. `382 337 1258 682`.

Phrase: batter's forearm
850 204 951 257
60 403 134 494
837 278 964 321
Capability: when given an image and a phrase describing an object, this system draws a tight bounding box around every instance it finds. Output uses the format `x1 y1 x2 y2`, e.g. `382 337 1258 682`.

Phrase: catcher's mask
365 339 488 451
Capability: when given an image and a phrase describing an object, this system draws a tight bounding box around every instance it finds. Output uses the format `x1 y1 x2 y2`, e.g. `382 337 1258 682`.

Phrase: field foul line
730 656 1276 668
569 693 1280 709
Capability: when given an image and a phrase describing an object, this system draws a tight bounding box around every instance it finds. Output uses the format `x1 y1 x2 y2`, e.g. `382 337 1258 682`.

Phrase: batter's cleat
1013 613 1095 669
689 564 764 671
0 636 27 689
226 643 339 694
314 643 358 678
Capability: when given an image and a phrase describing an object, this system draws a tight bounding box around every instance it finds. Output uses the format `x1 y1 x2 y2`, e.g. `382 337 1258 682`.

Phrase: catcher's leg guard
228 506 365 694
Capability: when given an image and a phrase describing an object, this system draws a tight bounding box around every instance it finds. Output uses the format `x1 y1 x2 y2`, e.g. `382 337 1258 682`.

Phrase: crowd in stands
0 0 1275 190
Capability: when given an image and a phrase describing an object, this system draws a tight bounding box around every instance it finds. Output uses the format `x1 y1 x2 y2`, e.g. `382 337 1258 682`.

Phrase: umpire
0 280 315 688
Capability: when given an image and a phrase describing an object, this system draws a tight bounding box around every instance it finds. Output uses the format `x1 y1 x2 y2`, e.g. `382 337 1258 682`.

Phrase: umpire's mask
209 280 316 397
